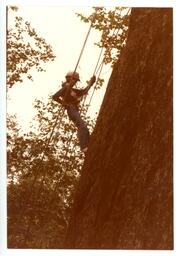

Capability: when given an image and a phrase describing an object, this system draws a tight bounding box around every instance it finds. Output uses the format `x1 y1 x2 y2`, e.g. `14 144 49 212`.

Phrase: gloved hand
89 75 96 85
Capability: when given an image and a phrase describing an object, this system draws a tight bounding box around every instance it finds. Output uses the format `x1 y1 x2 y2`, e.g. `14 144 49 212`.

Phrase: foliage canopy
7 7 56 88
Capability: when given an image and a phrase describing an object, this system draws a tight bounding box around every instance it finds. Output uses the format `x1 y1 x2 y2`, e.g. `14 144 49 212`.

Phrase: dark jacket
52 82 92 107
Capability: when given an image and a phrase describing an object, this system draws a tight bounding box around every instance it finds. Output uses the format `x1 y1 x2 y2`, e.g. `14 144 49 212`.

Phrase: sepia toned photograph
5 4 173 251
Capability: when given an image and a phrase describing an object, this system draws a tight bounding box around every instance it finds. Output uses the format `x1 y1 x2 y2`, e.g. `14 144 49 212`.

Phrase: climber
52 71 96 153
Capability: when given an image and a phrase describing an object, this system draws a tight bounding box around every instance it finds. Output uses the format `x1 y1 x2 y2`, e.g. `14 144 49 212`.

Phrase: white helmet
65 71 80 81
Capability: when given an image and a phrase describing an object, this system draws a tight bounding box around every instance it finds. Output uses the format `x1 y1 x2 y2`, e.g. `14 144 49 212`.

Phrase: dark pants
66 105 89 150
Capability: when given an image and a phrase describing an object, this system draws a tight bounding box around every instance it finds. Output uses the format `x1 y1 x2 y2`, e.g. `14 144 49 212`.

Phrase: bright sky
7 6 113 131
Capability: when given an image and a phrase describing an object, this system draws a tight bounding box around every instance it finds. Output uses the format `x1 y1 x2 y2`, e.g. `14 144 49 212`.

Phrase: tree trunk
64 8 173 249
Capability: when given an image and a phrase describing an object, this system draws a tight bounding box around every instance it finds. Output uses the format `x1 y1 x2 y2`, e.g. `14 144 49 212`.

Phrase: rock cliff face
64 8 173 249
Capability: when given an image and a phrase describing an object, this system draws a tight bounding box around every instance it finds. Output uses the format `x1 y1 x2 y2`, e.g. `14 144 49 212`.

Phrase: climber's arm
81 75 96 96
52 88 63 104
52 82 74 104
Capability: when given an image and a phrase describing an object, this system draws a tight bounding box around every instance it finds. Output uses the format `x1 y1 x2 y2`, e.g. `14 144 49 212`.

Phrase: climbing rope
54 9 123 167
74 22 93 73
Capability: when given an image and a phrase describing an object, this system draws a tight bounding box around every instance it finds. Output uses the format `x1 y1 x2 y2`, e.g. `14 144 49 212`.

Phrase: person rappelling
52 71 96 153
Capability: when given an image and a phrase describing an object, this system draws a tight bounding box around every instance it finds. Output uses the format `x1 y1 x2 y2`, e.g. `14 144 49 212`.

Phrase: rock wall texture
64 8 173 249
